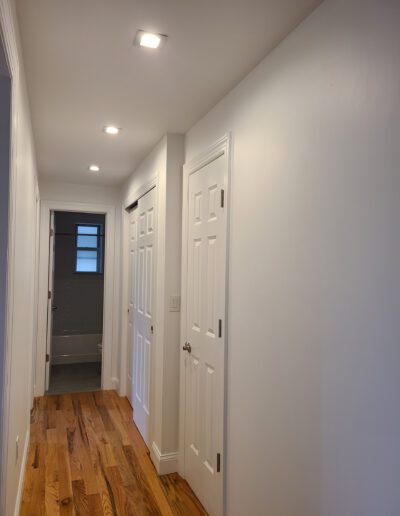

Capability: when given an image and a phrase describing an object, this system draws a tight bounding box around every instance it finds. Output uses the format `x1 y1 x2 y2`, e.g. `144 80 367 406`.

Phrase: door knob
182 342 192 353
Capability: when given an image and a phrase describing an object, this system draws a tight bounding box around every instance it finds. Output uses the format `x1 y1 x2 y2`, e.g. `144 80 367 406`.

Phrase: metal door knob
183 342 192 353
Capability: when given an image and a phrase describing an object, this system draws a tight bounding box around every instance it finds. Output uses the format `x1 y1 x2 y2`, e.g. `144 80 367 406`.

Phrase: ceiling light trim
134 30 167 49
103 125 121 135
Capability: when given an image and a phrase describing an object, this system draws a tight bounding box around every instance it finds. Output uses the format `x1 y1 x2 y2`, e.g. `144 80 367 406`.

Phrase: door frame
0 13 13 515
178 133 231 514
35 200 117 396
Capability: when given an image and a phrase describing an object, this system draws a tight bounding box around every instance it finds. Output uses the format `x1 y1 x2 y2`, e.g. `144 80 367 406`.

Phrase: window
75 224 103 273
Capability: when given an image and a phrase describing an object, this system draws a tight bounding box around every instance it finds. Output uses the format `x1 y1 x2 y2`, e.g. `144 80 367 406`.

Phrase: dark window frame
74 223 104 274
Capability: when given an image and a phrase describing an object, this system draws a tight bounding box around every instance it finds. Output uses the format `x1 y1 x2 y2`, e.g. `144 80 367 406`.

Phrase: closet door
132 188 155 445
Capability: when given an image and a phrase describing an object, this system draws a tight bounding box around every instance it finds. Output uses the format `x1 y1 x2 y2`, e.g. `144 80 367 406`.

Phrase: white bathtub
51 333 102 365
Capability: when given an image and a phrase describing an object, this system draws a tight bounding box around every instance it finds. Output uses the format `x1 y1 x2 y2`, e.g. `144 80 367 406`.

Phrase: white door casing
127 206 138 406
132 188 156 445
45 211 55 391
36 201 116 397
181 135 230 516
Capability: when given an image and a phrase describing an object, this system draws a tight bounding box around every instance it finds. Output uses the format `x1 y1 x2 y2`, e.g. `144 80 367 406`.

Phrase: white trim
13 428 30 516
124 175 157 210
119 176 157 397
0 0 19 78
35 200 117 396
0 2 24 514
31 191 41 407
111 376 120 390
178 133 231 514
151 441 179 475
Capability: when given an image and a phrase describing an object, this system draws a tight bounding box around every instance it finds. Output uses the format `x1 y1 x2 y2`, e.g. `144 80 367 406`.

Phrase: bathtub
51 333 102 365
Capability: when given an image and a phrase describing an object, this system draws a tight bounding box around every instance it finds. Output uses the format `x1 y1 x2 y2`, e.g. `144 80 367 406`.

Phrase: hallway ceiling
16 0 320 186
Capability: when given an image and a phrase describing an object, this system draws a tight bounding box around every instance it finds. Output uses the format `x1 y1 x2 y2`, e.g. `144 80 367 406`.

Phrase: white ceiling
17 0 320 186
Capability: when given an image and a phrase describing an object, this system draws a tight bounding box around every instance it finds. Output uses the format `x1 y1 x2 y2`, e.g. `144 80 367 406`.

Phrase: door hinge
217 453 221 473
46 354 50 363
220 189 225 208
50 228 54 237
218 319 222 338
48 291 52 300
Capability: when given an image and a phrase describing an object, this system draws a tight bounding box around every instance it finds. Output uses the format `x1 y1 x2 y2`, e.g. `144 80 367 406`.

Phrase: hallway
2 0 400 514
20 391 206 515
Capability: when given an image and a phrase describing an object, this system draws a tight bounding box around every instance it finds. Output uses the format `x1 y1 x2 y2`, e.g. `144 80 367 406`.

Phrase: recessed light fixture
134 30 167 49
103 125 120 135
89 164 100 172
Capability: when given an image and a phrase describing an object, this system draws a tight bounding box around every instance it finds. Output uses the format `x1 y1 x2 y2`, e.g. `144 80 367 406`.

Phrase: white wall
121 134 184 471
40 179 121 205
38 180 122 392
0 1 39 514
185 0 400 514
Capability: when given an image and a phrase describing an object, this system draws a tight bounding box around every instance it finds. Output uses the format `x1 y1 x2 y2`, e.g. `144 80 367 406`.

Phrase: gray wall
186 0 400 514
53 211 105 336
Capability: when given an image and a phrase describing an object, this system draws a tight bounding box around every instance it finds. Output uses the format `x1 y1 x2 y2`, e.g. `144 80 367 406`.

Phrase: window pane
76 250 98 272
77 234 98 248
77 225 98 235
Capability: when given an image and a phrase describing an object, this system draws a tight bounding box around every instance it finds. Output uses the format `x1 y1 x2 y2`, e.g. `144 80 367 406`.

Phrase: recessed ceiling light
134 30 167 49
103 125 120 135
89 164 100 172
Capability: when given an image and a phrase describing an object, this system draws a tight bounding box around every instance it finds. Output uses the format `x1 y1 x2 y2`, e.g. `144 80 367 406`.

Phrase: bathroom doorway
46 211 105 394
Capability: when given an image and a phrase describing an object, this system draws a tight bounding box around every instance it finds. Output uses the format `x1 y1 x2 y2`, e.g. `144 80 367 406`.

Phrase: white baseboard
150 441 178 475
111 376 120 390
14 427 30 516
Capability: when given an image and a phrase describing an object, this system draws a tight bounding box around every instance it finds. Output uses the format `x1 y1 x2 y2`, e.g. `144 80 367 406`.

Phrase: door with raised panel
184 153 227 516
132 188 155 445
127 206 138 406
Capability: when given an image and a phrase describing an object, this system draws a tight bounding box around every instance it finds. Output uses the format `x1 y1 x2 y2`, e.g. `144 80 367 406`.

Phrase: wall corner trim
13 427 30 516
150 441 179 475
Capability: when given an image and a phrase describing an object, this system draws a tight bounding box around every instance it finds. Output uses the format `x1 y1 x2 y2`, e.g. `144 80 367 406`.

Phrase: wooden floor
20 390 206 515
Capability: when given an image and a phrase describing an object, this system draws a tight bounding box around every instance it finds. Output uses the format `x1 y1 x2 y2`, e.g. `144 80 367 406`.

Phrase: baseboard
150 441 178 475
14 427 30 516
111 376 120 390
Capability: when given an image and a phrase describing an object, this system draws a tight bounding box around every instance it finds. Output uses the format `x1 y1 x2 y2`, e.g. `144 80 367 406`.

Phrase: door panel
132 187 156 445
184 154 227 516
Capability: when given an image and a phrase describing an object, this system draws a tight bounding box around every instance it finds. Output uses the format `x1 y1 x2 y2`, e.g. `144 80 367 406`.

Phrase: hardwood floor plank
20 390 206 515
160 473 208 516
87 493 105 516
72 479 90 515
45 442 59 515
57 444 74 515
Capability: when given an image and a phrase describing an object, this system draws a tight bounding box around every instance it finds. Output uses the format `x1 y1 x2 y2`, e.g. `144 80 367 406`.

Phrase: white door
45 211 55 391
132 188 156 445
183 153 228 516
127 207 138 406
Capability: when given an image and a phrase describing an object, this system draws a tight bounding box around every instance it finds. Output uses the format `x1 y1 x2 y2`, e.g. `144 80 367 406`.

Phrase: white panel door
184 154 227 516
45 211 55 391
132 188 156 445
127 207 138 406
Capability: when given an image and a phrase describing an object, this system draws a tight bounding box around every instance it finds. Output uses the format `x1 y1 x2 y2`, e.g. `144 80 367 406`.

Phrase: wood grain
20 390 207 515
